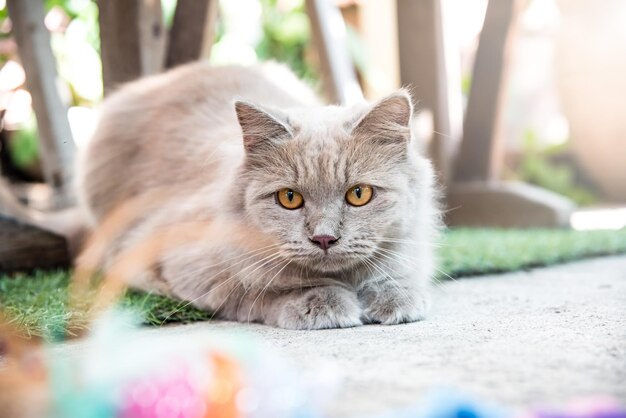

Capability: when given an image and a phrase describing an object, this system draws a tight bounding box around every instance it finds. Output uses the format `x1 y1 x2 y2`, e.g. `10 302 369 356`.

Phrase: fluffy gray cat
77 62 440 330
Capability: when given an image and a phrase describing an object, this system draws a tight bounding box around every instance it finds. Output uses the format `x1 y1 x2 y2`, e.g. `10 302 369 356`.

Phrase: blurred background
0 0 625 231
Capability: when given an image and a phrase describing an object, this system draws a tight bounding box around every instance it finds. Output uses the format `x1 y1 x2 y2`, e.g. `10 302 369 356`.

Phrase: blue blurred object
372 388 509 418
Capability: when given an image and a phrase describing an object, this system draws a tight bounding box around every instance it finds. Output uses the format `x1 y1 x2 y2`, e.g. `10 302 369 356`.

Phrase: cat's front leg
358 278 430 325
264 285 363 330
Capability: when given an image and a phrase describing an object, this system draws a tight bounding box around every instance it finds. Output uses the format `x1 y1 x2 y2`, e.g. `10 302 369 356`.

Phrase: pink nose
310 235 339 252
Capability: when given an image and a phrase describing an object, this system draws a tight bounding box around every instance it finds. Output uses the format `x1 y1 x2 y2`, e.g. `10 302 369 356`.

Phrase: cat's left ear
352 90 413 143
235 101 292 152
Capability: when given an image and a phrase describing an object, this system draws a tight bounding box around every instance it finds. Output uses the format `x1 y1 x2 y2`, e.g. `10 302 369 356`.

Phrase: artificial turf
2 228 626 337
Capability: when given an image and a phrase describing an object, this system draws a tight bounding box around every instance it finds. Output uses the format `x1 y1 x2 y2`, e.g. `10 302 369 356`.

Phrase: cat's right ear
234 101 292 152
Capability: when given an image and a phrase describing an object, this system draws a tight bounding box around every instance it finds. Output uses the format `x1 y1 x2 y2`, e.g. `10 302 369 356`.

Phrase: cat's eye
345 184 373 207
277 188 304 209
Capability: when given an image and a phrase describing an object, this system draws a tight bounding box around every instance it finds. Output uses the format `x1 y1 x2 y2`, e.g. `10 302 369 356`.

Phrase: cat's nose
310 235 339 252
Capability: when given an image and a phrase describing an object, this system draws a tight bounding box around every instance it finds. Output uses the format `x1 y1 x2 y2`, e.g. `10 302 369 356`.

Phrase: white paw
275 286 363 330
362 287 430 325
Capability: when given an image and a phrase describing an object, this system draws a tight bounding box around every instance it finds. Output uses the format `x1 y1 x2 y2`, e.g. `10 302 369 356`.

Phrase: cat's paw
361 286 430 325
274 286 363 330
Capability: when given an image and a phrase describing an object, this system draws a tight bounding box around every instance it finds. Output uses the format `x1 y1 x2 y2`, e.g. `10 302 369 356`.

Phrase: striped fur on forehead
245 130 404 195
242 91 415 182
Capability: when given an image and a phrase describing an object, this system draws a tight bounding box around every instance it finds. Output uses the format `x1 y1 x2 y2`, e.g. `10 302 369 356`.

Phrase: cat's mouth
282 246 369 271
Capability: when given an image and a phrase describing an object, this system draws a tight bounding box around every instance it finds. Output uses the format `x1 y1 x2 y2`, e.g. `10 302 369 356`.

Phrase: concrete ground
57 256 626 417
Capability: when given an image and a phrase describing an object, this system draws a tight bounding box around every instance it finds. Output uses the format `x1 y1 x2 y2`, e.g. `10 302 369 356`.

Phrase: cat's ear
234 101 292 152
352 90 413 143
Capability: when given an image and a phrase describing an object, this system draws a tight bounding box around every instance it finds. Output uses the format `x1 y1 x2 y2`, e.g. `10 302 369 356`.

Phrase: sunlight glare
570 208 626 231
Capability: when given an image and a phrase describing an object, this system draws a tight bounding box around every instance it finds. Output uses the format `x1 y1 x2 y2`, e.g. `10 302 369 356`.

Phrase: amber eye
277 188 304 209
345 184 373 207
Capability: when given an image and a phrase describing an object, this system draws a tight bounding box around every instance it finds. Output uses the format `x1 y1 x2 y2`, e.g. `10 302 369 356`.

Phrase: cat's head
235 90 434 273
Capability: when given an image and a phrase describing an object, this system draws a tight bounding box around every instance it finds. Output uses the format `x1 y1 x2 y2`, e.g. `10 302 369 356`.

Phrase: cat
76 62 440 330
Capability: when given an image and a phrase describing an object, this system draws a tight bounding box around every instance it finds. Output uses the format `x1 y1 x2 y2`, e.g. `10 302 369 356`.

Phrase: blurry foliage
1 0 319 108
45 0 100 51
161 0 178 29
461 74 472 96
514 131 597 205
255 0 315 81
346 25 366 76
0 7 7 34
0 0 102 174
0 0 322 174
8 113 39 169
45 0 102 104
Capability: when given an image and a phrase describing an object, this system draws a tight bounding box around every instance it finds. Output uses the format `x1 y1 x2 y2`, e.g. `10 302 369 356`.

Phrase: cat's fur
77 62 440 330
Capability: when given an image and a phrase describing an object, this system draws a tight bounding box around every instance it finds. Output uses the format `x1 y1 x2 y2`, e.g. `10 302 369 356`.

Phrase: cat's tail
0 176 89 259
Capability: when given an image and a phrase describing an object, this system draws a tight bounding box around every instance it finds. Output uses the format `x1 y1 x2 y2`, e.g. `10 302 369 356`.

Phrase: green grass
0 271 213 338
2 228 626 338
440 228 626 277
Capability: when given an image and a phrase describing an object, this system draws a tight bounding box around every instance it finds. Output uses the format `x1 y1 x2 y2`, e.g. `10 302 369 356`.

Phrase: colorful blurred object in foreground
45 310 325 418
520 397 626 418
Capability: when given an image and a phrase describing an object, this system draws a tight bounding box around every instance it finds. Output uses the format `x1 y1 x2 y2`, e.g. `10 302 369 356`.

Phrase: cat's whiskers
187 249 287 324
211 252 286 322
158 244 282 300
370 237 442 248
373 246 419 267
378 245 456 283
246 259 292 324
372 265 413 304
297 258 305 297
432 267 457 283
204 249 284 299
185 242 283 273
358 253 413 303
373 246 450 291
355 254 384 295
161 249 285 322
200 148 227 169
374 260 415 303
369 247 441 296
368 250 415 285
229 251 294 317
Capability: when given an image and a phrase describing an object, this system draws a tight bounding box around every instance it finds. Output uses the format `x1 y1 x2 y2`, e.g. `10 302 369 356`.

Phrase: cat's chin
291 253 364 273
